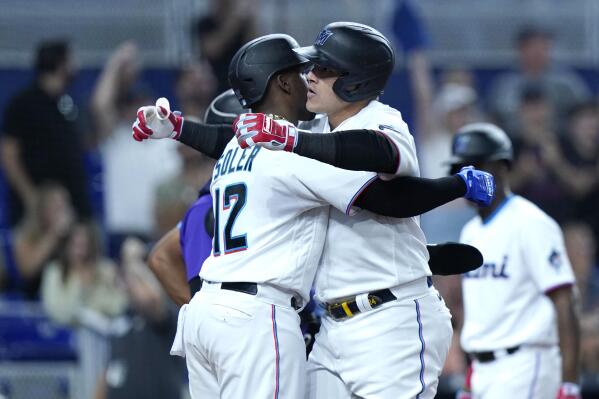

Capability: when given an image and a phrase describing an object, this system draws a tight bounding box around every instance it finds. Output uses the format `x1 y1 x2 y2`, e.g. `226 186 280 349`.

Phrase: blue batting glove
456 166 495 207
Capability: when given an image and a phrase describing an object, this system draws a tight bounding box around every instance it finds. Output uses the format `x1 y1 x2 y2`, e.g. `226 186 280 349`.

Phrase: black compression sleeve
177 120 234 160
354 175 467 218
294 129 398 173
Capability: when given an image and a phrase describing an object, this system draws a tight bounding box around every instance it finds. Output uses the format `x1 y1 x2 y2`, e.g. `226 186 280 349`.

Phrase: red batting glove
131 101 183 142
557 382 581 399
455 390 472 399
234 113 299 151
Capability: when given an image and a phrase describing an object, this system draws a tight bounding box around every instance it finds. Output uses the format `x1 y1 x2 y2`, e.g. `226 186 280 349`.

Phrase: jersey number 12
213 183 248 255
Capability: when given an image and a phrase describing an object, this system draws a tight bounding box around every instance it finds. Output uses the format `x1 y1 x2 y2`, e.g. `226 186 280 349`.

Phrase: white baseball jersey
199 138 375 303
460 195 576 352
311 100 431 302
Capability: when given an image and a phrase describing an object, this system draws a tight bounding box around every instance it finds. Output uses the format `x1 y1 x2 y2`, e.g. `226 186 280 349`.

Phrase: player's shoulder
460 215 482 238
365 101 411 136
510 195 561 231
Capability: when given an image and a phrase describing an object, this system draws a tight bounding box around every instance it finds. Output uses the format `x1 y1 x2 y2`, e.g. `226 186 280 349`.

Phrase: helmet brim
293 46 322 63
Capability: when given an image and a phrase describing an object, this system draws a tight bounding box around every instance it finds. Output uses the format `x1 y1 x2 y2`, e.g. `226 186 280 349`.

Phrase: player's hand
556 382 581 399
456 364 473 399
456 166 495 207
234 113 299 151
132 98 183 142
455 390 472 399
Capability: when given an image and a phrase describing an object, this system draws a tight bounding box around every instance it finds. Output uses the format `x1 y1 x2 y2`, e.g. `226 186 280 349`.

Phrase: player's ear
276 73 292 95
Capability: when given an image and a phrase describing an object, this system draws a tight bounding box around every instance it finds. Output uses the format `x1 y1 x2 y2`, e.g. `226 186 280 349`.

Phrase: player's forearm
178 120 233 160
552 287 581 382
354 175 466 218
558 310 580 382
148 230 191 306
148 255 190 306
295 129 398 174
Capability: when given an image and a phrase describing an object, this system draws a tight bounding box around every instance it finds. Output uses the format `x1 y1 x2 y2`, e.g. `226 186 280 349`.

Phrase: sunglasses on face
304 63 344 79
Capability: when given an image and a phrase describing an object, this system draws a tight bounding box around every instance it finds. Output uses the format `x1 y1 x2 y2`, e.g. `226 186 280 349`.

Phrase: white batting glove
132 98 183 141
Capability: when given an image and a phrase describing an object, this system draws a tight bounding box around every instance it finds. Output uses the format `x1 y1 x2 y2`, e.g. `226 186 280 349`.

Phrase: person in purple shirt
177 181 212 295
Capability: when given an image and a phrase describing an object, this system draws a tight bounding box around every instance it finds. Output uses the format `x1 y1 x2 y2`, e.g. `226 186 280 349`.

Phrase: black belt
325 289 397 321
469 346 520 363
219 282 300 310
221 282 258 295
189 276 203 296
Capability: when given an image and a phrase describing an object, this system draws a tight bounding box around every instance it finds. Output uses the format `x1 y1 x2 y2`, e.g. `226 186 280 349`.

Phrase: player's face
287 66 315 121
304 64 348 115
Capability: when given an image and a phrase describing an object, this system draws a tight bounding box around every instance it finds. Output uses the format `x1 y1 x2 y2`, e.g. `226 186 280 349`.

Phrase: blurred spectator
391 0 432 134
546 101 599 198
564 223 599 312
563 222 599 376
41 221 128 399
12 183 74 299
418 80 479 243
420 82 479 178
551 101 599 250
94 238 185 399
90 42 180 257
0 39 91 227
509 85 574 223
154 145 215 237
487 25 590 133
174 62 217 120
440 67 476 89
194 0 258 92
40 221 127 326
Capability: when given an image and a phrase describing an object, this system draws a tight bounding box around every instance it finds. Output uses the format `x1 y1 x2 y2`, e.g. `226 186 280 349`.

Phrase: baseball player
148 90 246 306
447 123 581 399
232 22 461 399
132 33 494 399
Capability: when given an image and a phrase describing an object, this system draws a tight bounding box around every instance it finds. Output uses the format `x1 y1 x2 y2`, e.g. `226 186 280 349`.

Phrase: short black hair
35 40 70 75
515 25 553 46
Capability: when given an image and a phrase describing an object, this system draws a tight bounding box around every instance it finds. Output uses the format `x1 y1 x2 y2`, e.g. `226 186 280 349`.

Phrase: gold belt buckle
327 300 354 319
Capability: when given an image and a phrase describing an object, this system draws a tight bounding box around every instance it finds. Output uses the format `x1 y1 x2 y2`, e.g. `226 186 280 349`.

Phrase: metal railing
0 0 596 68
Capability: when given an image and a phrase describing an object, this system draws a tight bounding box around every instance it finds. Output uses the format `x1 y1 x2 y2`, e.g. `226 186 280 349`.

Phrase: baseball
155 97 170 120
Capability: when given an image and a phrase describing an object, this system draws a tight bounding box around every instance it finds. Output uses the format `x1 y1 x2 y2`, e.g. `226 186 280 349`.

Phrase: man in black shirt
194 0 257 93
1 40 91 227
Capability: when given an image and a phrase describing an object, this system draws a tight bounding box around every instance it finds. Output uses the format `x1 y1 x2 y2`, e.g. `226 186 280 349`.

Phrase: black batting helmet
295 22 395 102
204 89 249 124
228 34 309 108
448 123 514 174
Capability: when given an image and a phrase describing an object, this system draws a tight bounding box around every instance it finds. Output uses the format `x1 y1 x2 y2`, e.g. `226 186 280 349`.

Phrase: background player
448 123 581 399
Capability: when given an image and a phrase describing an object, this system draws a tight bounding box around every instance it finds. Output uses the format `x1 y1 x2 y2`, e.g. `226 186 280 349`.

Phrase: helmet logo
454 135 471 153
315 29 333 46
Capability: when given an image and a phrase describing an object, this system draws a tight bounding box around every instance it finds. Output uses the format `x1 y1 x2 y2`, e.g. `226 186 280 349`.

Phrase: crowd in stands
0 0 598 397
